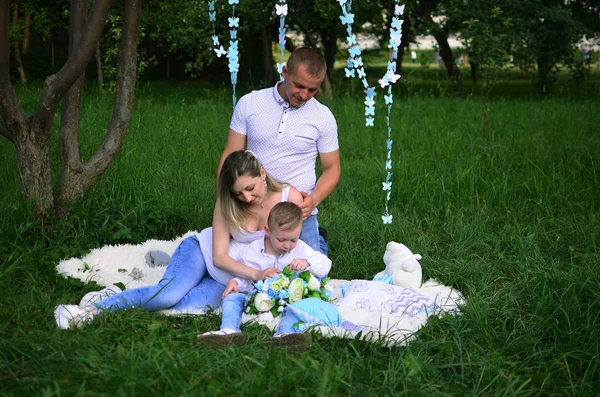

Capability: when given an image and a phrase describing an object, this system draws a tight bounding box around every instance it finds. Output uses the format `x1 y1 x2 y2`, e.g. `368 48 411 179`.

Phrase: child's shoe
78 285 122 308
196 328 244 347
54 304 96 329
268 333 312 351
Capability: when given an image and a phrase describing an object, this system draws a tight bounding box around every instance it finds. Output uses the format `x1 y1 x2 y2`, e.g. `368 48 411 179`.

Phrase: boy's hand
256 267 281 281
222 279 239 298
288 259 309 271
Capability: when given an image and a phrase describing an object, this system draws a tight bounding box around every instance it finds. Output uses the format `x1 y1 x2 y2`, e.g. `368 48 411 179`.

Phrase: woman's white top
198 185 291 285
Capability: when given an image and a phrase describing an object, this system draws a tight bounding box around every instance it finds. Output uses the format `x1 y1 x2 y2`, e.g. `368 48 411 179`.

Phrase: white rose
288 278 306 303
307 274 321 291
254 292 275 312
270 280 282 292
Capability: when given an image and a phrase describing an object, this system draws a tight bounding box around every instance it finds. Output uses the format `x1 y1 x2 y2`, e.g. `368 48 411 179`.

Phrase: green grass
1 78 599 395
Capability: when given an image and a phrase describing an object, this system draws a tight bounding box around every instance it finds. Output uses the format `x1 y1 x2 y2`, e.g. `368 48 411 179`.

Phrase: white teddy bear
374 241 423 290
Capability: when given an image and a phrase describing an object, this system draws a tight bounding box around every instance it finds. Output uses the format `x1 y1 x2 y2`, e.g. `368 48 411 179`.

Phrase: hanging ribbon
337 0 405 224
275 0 287 80
207 0 240 106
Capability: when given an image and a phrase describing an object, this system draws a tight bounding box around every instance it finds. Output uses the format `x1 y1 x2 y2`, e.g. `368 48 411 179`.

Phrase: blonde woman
55 151 303 328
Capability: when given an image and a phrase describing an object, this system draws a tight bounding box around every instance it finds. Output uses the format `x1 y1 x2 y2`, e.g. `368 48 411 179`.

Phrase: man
217 47 340 255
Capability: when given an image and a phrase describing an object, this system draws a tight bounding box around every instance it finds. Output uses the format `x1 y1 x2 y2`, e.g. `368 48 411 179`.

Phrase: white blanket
56 232 465 346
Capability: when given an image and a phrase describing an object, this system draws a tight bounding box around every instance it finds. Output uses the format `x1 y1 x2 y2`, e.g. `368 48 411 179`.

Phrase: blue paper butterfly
366 117 374 127
228 17 239 28
344 67 355 78
382 214 393 224
340 12 354 25
214 45 226 57
348 46 361 58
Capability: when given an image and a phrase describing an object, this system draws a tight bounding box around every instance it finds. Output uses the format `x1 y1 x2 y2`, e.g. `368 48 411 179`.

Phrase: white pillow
336 280 435 316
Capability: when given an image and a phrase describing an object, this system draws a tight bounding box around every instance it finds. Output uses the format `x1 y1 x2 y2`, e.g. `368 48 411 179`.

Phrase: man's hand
288 258 310 271
255 268 281 281
298 192 316 220
222 279 239 298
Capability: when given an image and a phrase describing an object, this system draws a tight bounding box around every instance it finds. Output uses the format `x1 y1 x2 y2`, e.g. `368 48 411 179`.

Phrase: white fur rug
56 232 465 346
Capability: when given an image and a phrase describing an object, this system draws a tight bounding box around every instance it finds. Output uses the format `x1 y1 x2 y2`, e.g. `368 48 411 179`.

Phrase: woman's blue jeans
95 236 224 313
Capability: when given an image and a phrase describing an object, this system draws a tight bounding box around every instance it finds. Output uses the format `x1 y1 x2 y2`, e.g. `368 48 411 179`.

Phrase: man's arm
216 129 246 186
299 150 341 218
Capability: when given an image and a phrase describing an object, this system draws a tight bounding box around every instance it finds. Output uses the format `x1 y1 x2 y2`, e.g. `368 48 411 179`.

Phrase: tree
461 6 513 128
0 0 142 218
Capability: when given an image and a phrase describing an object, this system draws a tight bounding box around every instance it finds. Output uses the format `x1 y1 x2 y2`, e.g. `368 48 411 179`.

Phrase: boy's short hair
268 202 303 231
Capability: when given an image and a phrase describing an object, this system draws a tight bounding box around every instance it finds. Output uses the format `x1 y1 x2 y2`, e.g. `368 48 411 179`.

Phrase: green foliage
102 11 148 93
1 80 600 395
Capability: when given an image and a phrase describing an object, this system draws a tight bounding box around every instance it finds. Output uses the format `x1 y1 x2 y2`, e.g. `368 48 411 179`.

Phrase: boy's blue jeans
220 293 301 335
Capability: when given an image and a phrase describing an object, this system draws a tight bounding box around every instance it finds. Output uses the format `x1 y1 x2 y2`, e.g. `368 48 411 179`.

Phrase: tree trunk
56 0 141 218
22 10 30 54
320 31 336 84
433 30 463 97
11 1 27 83
95 41 104 91
14 129 54 210
261 17 275 87
0 0 114 217
56 0 88 219
470 60 478 83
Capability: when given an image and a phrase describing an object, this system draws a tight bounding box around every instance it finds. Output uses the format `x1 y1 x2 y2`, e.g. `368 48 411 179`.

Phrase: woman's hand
288 258 309 271
222 279 239 298
255 268 281 281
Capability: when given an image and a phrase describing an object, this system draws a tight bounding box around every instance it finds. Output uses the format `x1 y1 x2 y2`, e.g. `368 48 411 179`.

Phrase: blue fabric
219 292 247 332
274 306 302 335
95 236 224 313
300 215 328 255
287 298 342 326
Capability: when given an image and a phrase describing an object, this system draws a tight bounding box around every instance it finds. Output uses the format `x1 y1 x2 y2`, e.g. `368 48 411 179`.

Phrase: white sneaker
78 285 122 308
54 304 95 329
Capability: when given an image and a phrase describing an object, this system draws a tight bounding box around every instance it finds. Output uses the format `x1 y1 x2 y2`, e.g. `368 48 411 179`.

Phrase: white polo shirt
233 237 332 293
230 83 339 201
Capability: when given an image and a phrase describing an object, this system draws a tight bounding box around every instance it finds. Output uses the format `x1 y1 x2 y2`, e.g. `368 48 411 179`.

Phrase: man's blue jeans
300 215 328 256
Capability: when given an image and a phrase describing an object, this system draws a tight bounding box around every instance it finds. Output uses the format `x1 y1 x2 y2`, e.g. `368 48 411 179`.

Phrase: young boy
197 202 331 346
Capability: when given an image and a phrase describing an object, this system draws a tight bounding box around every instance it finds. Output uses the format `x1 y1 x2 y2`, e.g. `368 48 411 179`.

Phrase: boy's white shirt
233 237 332 293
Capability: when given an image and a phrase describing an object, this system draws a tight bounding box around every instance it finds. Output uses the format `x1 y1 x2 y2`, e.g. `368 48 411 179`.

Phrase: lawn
0 75 599 395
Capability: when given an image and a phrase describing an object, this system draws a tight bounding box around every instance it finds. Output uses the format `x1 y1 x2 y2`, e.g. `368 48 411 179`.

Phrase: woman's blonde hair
219 150 283 232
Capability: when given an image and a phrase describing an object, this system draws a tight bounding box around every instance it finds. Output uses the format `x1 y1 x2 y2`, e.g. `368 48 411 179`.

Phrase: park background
1 1 599 395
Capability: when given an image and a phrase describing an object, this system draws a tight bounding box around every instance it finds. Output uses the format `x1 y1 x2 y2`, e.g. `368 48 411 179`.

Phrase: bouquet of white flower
245 266 331 317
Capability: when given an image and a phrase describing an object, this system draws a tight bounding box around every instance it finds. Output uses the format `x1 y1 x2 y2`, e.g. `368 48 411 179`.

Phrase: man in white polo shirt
217 47 340 255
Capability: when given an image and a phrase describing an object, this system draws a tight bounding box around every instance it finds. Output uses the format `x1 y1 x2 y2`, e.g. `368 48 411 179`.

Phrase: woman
54 150 304 328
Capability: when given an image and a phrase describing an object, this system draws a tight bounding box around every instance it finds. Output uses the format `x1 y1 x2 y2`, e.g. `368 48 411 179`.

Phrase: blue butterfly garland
275 0 287 80
208 0 240 106
337 0 405 225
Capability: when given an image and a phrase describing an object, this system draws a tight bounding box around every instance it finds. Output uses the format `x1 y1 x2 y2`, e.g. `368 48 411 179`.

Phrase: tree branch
0 0 27 137
0 116 14 142
83 0 141 188
32 0 113 137
58 0 87 208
